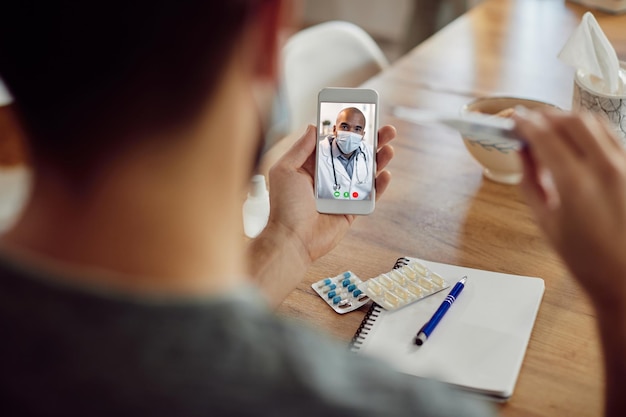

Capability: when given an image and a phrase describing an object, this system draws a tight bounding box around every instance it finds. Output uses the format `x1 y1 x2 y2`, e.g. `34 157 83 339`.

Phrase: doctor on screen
317 107 374 200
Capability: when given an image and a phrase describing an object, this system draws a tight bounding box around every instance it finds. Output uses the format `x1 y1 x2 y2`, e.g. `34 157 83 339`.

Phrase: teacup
572 61 626 147
460 97 557 184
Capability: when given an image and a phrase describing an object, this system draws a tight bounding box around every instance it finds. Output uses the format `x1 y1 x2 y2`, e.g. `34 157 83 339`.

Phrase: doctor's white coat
316 135 374 200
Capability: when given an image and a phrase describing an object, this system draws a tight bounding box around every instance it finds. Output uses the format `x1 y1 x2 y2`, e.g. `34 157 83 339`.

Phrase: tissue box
569 0 626 13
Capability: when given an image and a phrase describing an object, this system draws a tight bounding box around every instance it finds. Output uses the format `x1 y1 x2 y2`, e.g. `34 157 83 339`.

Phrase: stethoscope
329 136 369 191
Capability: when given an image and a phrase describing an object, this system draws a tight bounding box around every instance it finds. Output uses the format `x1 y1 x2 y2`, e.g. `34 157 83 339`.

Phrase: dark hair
0 1 266 176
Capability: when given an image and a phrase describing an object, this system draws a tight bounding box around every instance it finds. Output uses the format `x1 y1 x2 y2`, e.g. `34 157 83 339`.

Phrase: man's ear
243 0 290 82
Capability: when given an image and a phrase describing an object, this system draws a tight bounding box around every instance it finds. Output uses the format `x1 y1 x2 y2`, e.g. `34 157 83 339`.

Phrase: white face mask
335 130 363 154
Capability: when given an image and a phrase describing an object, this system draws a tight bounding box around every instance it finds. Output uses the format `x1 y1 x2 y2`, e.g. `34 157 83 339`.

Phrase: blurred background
0 0 487 232
296 0 483 62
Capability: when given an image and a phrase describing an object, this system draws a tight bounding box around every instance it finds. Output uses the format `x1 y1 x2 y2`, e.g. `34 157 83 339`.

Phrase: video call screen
317 102 376 201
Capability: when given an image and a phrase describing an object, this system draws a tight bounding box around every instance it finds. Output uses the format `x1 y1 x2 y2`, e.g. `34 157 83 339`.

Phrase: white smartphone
315 88 379 215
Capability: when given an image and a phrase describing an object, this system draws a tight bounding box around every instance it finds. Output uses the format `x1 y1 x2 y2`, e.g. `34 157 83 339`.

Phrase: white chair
281 21 389 134
0 81 28 232
0 77 13 106
0 165 30 232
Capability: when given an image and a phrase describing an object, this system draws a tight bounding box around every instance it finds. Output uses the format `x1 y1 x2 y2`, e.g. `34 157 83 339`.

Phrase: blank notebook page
352 258 545 400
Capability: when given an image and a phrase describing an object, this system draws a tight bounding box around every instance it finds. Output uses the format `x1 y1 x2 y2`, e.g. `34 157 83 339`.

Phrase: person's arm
513 109 626 417
248 124 395 308
596 306 626 417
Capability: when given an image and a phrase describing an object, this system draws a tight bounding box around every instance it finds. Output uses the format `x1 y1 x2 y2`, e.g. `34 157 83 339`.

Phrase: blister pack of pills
312 271 371 314
358 261 449 311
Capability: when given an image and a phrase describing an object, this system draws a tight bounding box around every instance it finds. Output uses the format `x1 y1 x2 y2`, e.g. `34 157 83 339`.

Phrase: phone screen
316 102 376 201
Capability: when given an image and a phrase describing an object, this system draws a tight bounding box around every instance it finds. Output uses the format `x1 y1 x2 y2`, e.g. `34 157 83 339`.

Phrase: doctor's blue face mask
336 130 363 154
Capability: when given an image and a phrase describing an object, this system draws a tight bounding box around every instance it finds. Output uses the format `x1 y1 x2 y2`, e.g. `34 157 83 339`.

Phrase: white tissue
558 12 622 95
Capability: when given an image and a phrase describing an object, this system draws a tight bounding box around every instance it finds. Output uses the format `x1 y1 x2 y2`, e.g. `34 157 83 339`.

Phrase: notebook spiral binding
349 303 383 352
393 257 411 269
349 257 411 352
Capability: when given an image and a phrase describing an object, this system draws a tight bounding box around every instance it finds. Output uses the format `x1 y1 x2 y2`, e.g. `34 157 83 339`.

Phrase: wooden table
275 1 626 416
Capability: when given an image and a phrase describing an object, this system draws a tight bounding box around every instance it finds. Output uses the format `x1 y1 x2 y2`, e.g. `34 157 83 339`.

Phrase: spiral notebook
350 257 545 401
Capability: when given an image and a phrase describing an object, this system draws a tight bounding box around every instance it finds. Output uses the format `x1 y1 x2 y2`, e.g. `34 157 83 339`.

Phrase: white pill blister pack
358 261 449 311
312 271 371 314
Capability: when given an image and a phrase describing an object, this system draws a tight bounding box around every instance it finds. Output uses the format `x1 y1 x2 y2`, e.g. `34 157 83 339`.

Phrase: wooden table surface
275 1 626 416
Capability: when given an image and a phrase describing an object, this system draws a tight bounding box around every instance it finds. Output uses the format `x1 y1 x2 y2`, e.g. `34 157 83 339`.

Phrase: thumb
281 125 317 167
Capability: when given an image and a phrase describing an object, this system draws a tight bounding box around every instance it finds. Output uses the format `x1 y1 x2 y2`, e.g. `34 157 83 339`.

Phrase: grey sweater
0 254 494 417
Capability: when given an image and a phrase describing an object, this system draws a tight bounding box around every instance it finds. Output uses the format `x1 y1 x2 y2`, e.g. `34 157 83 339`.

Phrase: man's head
0 0 284 180
333 107 366 137
333 107 366 156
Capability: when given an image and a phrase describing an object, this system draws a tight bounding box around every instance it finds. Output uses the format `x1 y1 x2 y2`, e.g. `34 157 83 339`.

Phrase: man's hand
267 124 395 262
514 109 626 417
513 110 626 310
248 124 395 306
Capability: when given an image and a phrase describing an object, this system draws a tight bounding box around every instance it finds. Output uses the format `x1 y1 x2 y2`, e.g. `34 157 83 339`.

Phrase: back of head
0 1 265 177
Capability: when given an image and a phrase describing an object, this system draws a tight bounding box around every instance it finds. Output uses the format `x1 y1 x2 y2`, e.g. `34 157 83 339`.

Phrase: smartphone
315 88 379 215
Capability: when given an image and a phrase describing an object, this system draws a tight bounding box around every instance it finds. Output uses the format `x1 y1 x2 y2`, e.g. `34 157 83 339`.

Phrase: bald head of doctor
334 107 365 136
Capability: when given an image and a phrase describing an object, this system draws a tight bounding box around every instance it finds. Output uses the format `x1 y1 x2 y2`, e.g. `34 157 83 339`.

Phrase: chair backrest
281 21 389 134
0 166 30 232
0 78 12 106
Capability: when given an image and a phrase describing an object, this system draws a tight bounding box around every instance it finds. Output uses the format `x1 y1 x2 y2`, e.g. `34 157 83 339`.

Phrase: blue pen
414 276 467 346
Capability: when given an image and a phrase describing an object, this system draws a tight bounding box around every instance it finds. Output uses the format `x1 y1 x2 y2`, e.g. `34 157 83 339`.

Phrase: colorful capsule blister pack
312 271 371 314
358 261 449 311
